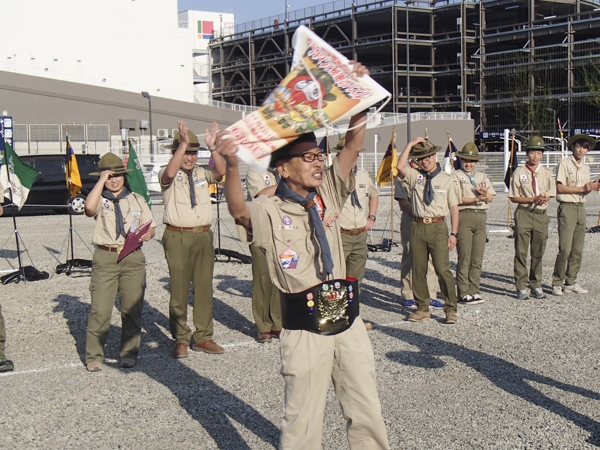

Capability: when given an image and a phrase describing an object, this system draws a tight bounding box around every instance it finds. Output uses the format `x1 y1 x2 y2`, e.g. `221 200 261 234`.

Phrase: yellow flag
376 133 397 186
65 137 82 198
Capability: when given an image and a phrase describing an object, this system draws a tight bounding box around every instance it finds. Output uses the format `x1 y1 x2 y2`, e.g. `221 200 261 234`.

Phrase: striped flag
65 135 82 198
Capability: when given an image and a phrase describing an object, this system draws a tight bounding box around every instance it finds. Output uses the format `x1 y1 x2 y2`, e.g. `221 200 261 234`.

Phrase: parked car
142 163 166 193
18 154 100 214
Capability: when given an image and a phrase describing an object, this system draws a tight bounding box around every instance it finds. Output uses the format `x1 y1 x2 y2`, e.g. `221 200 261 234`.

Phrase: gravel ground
1 191 600 449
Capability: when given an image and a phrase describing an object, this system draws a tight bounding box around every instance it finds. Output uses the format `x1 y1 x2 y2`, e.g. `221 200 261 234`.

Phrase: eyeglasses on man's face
416 154 434 162
286 151 327 163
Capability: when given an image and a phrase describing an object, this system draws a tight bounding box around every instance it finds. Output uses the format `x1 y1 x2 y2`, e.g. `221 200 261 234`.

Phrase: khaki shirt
245 158 354 293
338 168 379 230
555 156 590 203
509 164 556 211
401 166 459 218
246 167 277 200
92 192 157 246
454 170 497 211
160 164 217 227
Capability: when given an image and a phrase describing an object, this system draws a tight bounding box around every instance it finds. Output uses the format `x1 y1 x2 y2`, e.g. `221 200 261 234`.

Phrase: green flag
125 143 151 209
0 140 41 209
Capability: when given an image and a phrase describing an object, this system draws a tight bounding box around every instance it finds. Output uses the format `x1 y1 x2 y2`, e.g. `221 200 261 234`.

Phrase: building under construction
210 0 600 139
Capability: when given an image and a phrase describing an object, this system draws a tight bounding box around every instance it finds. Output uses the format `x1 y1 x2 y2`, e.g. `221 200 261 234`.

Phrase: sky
178 0 331 25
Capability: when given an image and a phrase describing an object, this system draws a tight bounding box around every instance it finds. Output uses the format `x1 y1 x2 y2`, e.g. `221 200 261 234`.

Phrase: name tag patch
434 185 446 195
195 178 207 187
279 247 299 269
323 213 339 227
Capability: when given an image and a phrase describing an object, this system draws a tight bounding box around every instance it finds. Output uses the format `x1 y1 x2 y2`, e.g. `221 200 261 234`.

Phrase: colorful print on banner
223 25 391 171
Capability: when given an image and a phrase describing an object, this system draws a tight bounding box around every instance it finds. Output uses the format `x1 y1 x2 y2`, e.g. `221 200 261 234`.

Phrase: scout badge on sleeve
223 25 391 171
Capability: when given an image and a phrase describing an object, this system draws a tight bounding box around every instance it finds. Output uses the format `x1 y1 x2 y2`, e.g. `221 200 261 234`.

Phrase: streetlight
546 107 556 141
141 91 154 162
406 0 413 142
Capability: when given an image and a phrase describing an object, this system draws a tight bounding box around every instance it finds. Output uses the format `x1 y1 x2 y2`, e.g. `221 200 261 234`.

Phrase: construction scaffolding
209 0 600 139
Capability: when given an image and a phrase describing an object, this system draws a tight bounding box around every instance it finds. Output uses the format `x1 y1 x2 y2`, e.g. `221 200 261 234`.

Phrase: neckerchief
525 164 539 196
460 168 480 195
102 188 131 239
183 168 197 208
568 155 583 186
421 164 442 206
275 180 333 276
350 166 362 210
267 167 281 184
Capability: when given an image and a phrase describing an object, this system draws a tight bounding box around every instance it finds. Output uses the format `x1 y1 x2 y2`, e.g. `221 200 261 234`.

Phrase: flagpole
66 131 76 266
507 129 516 230
390 130 396 243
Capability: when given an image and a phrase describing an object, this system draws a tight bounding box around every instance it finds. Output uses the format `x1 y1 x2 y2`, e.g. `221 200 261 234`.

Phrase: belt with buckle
340 226 366 236
280 277 360 335
460 209 487 214
97 244 123 253
166 224 211 233
415 216 445 224
517 206 547 215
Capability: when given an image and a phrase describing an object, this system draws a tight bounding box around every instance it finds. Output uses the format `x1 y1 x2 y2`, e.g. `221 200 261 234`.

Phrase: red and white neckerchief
525 164 540 196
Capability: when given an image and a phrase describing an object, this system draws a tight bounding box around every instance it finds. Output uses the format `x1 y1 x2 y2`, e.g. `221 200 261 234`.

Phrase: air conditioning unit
171 128 180 137
157 128 169 139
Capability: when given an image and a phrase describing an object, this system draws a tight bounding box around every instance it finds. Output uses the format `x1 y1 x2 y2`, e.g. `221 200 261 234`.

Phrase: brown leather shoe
270 330 281 339
445 312 458 325
408 310 431 322
191 340 224 354
257 332 272 343
172 342 189 359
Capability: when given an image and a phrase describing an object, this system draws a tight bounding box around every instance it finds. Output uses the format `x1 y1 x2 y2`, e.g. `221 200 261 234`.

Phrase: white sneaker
563 284 589 294
552 286 564 296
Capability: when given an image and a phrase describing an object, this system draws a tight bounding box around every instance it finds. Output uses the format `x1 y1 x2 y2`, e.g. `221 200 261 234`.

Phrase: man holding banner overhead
218 63 390 449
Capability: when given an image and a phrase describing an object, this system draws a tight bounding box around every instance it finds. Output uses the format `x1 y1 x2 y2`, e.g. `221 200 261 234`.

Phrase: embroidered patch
279 247 299 269
195 178 207 187
102 199 111 209
460 176 467 183
359 183 367 189
570 181 576 187
177 171 184 182
568 166 573 174
434 185 446 195
323 213 339 227
520 174 528 184
306 293 314 300
263 175 271 186
277 225 299 231
417 175 424 184
282 215 292 225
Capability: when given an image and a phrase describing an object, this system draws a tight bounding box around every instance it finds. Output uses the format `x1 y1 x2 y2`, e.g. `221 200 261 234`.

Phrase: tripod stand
55 205 93 275
0 204 49 284
213 184 251 264
368 189 400 253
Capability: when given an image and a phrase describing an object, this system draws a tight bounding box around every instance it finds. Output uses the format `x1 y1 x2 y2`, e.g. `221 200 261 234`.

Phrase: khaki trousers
456 210 488 297
0 304 6 356
410 221 457 313
86 249 146 364
250 244 281 333
341 231 368 285
513 207 549 290
400 211 437 299
552 203 586 287
163 228 215 344
279 317 390 450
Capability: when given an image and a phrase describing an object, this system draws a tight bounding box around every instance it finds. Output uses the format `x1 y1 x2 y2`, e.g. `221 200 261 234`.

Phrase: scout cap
525 136 546 151
269 132 318 168
166 130 201 150
408 140 441 159
457 142 484 161
90 153 133 176
333 135 365 153
567 133 596 150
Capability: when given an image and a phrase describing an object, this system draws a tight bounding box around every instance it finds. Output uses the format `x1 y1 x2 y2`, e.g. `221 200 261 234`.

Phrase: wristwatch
450 232 459 238
368 215 377 222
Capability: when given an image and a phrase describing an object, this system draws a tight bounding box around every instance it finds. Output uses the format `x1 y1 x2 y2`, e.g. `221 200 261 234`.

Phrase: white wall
0 0 193 102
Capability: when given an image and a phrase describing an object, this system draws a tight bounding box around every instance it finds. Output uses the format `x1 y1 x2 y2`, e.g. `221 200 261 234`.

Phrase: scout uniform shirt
159 165 217 227
93 192 156 246
246 167 277 200
401 166 459 218
509 164 556 211
454 170 497 210
245 158 354 294
555 156 591 203
338 168 379 230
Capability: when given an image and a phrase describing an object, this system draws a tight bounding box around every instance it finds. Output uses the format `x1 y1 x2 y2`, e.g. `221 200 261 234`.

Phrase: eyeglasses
416 154 434 162
286 152 327 163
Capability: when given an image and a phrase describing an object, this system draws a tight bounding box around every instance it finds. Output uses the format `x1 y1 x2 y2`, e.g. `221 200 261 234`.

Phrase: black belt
517 206 547 215
460 209 487 214
280 278 360 335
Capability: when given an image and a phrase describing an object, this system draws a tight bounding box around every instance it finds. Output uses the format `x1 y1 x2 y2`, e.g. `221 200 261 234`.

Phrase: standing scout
245 166 281 343
453 142 496 304
334 138 379 286
84 153 157 372
509 136 556 300
0 203 13 373
551 134 599 296
394 174 441 309
219 65 390 448
160 121 226 359
396 137 460 324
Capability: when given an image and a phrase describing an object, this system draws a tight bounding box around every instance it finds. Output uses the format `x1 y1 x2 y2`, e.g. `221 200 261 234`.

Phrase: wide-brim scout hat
333 135 365 153
567 133 597 149
90 153 133 176
408 140 441 159
456 142 484 161
525 136 546 151
269 132 318 168
166 130 201 150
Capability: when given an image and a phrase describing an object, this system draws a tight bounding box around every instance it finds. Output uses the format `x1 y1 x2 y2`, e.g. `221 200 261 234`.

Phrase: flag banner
376 133 397 186
125 143 152 209
66 136 82 198
0 140 40 209
504 140 518 189
443 138 462 174
225 25 391 170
